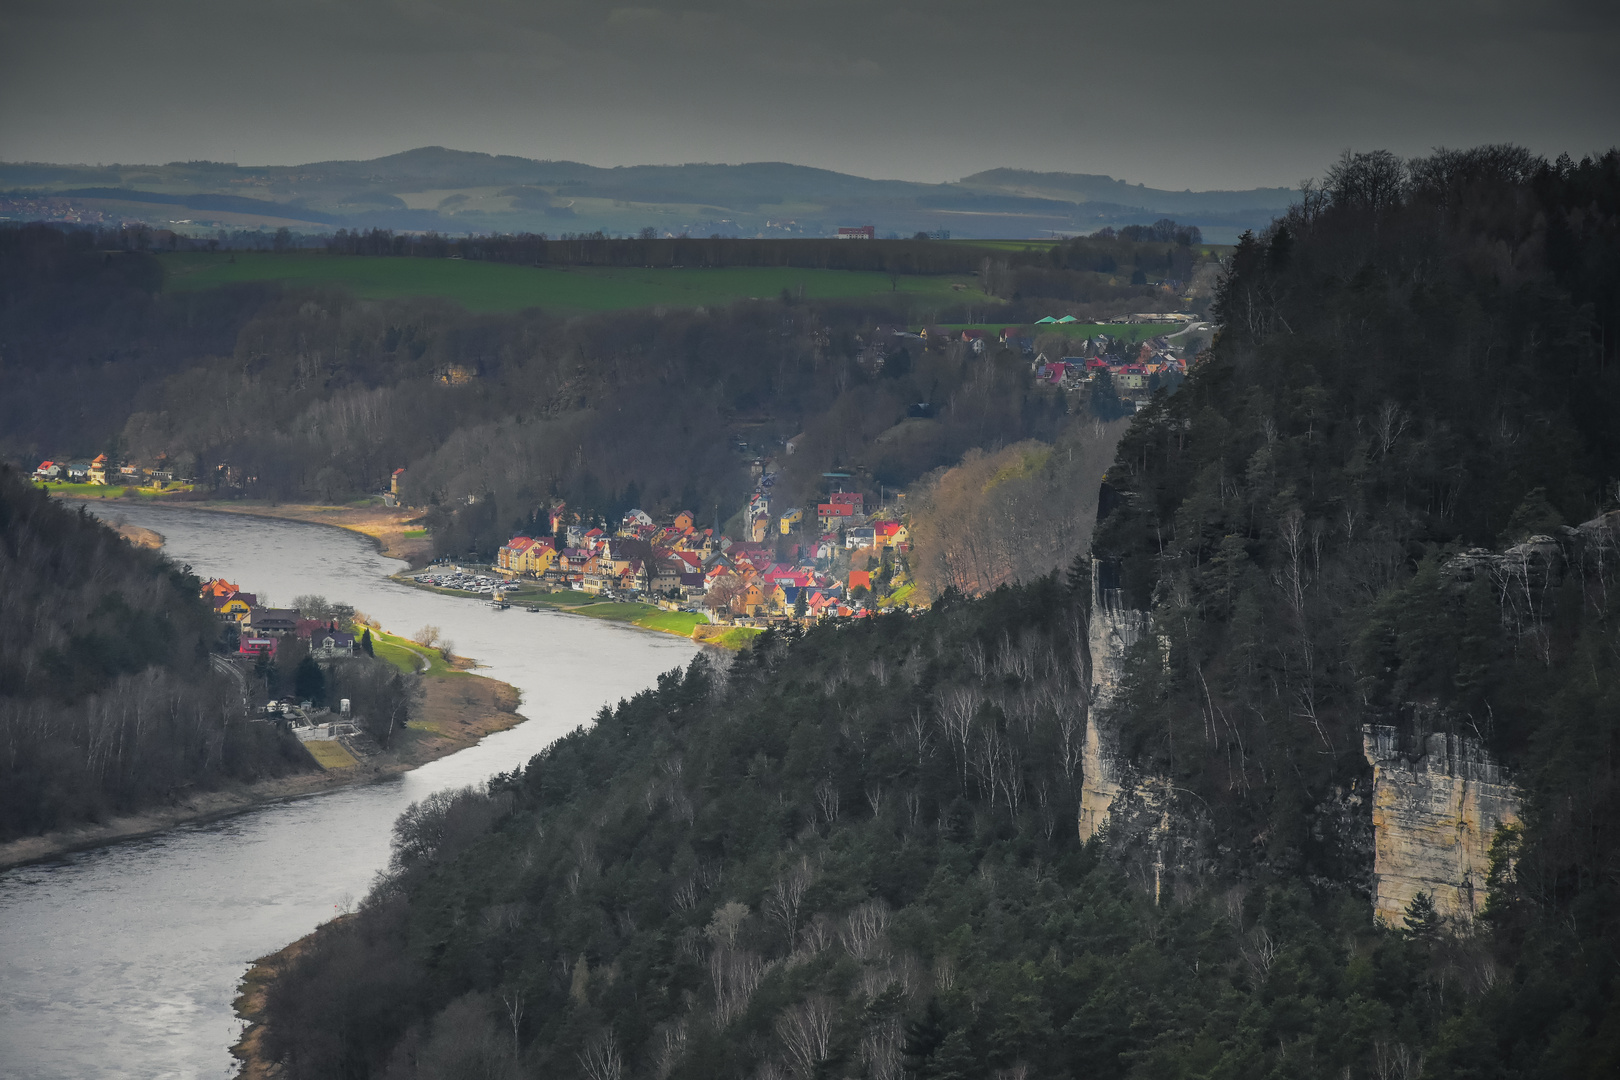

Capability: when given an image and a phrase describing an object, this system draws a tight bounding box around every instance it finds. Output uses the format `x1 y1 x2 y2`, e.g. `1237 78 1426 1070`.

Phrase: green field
304 740 359 769
948 239 1061 253
156 252 987 313
917 321 1191 344
368 628 460 676
395 575 735 643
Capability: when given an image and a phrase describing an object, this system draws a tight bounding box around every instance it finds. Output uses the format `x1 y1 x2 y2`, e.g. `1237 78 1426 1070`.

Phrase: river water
0 505 698 1079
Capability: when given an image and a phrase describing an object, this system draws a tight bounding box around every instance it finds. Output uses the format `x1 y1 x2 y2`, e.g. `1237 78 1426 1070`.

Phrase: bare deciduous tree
764 857 814 941
775 996 836 1077
839 899 891 961
578 1028 623 1080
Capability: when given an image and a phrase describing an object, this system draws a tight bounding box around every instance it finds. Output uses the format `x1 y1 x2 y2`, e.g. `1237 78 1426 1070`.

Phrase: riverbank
397 574 764 648
53 491 434 565
0 673 522 872
233 918 340 1079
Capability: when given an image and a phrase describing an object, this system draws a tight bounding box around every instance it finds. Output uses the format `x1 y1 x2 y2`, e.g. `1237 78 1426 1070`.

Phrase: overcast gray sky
1 0 1615 190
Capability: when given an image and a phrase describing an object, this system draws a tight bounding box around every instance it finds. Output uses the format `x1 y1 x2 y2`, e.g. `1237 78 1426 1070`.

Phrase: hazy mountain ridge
0 147 1295 241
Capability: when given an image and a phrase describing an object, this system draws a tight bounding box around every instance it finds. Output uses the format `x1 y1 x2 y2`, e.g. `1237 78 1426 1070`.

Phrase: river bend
0 505 697 1079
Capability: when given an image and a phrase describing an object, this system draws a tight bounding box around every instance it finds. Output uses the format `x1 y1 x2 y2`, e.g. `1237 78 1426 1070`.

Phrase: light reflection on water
0 505 697 1079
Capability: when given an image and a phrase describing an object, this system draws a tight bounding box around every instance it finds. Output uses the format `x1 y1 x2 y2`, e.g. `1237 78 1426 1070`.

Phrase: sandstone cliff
1078 558 1151 841
1362 725 1519 924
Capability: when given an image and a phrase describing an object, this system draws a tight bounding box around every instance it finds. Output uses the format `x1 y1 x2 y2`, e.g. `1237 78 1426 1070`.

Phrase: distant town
484 474 909 627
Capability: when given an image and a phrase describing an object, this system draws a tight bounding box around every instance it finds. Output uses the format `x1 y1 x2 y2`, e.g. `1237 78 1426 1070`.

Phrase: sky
1 0 1616 191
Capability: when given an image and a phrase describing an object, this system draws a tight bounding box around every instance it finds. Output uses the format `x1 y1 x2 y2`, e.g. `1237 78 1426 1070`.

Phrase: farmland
914 321 1192 343
156 252 987 313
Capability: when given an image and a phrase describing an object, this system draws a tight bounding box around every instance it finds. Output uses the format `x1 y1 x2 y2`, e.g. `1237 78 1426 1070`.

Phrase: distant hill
959 167 1299 215
0 147 1295 243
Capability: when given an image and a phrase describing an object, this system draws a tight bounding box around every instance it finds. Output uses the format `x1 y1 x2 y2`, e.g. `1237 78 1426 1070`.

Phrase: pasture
916 321 1188 344
157 252 985 313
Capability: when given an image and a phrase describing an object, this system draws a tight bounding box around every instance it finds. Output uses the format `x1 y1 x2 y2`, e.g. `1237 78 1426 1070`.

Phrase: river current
0 505 698 1079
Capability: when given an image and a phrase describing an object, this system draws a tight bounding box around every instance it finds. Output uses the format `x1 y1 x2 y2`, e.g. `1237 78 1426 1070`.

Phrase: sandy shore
0 674 522 872
113 521 164 548
57 493 435 566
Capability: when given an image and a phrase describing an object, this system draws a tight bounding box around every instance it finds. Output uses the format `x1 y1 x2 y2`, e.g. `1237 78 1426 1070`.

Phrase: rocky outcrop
1079 559 1150 840
1362 725 1519 924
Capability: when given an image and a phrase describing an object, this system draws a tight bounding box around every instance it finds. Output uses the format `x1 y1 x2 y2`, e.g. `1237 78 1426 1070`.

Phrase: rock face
1079 559 1151 841
1362 725 1520 924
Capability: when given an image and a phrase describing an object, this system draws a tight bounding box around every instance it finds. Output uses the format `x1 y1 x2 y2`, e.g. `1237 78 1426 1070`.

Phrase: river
0 505 698 1079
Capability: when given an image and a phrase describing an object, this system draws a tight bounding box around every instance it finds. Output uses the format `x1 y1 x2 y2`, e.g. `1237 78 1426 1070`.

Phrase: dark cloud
1 0 1615 188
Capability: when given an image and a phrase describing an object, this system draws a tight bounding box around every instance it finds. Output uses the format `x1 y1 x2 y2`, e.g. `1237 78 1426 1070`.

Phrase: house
837 225 876 239
846 526 877 549
238 636 277 659
63 461 90 482
498 536 537 572
212 592 257 623
312 629 356 659
89 454 110 485
524 539 557 576
779 508 803 534
849 569 873 593
785 433 807 456
200 578 240 600
246 607 299 636
33 460 61 480
873 521 905 547
739 582 767 616
672 510 696 532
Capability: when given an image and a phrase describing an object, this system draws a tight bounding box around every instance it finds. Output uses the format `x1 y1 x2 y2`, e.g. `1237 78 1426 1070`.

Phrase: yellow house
524 545 557 576
213 594 255 623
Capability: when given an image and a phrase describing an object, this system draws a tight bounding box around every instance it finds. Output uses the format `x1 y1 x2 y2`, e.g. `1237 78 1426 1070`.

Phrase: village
29 452 187 488
904 316 1198 404
480 464 911 630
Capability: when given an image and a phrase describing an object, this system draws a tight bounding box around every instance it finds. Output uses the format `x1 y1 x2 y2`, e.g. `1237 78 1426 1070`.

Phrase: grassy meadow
156 252 986 314
917 321 1190 343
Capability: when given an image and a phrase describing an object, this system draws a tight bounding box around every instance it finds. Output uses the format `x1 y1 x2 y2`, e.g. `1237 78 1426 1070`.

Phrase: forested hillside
254 148 1620 1078
2 223 1185 559
0 466 310 838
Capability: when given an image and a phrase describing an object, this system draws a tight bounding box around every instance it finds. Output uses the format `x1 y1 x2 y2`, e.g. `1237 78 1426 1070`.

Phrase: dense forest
252 147 1620 1079
0 466 311 839
0 224 1196 560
